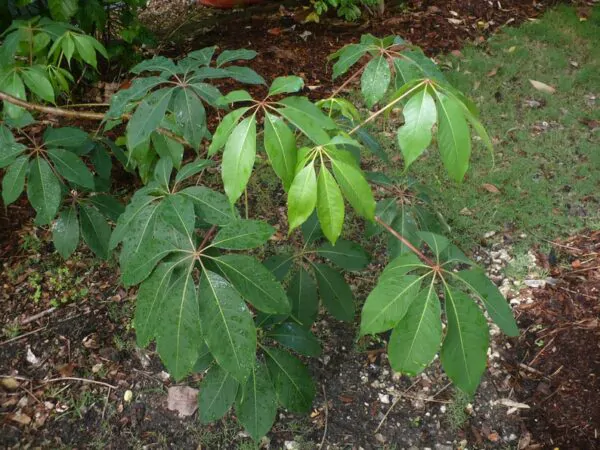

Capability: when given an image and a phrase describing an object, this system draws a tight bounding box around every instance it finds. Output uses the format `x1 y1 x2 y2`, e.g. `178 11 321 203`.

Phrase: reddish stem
374 216 436 267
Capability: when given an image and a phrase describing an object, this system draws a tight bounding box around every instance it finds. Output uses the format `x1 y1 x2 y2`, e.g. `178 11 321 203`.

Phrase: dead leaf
451 50 463 58
9 412 32 425
267 27 281 36
1 377 20 391
26 347 40 365
57 362 76 377
167 386 198 417
529 79 556 94
493 398 530 410
487 432 500 442
572 259 582 269
447 18 462 25
459 207 473 216
482 183 500 194
487 67 498 77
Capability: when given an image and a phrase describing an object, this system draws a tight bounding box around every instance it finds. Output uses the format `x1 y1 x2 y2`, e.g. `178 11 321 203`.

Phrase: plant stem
374 216 435 267
199 225 217 251
329 64 366 98
0 90 189 147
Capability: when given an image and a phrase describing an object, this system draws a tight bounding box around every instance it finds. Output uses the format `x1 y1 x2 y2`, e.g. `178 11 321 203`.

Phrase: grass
396 5 600 250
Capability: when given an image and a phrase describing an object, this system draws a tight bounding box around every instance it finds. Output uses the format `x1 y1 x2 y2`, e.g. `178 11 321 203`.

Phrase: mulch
507 231 600 448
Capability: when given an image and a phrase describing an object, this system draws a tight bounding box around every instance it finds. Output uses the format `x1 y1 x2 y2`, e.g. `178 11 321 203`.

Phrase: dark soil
506 231 600 449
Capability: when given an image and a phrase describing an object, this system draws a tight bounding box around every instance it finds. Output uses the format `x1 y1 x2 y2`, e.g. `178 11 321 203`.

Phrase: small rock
378 393 390 404
1 377 19 390
439 405 447 413
435 445 453 450
484 231 496 238
124 390 133 403
284 441 300 450
524 279 546 288
374 433 386 444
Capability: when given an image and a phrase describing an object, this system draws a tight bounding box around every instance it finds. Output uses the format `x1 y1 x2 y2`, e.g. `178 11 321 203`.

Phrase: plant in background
308 0 384 22
0 22 519 440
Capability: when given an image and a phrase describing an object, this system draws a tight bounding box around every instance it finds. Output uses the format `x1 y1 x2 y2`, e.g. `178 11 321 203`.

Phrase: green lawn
396 5 600 250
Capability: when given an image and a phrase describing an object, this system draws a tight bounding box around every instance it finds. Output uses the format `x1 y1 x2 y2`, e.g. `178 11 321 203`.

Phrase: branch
374 216 436 267
0 90 190 147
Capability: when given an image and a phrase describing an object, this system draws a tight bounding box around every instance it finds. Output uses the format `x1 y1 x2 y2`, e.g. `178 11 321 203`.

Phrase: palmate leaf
287 162 317 232
178 186 238 226
263 253 294 282
435 93 471 182
317 239 370 271
378 253 424 283
199 270 257 383
441 286 489 395
21 66 55 103
275 97 335 145
236 361 277 441
267 322 321 357
2 156 28 205
0 125 27 168
312 263 355 322
316 166 344 245
173 87 206 150
264 347 316 413
53 206 79 259
417 231 450 262
44 127 94 155
216 49 257 67
0 69 26 118
208 107 249 156
288 267 319 328
452 269 519 337
264 112 297 191
27 157 62 225
105 76 164 120
222 115 257 204
198 364 239 423
79 205 111 259
156 262 201 381
397 87 437 168
210 219 274 250
152 131 184 170
360 274 422 336
47 148 95 189
361 55 391 108
330 43 371 80
268 76 304 96
126 88 173 150
388 280 442 375
330 157 375 220
214 254 290 315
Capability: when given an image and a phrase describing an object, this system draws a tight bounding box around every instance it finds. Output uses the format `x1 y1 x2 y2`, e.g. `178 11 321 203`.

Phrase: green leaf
175 159 213 184
360 274 422 336
211 219 274 250
52 206 79 259
173 87 206 150
216 49 257 67
441 286 489 395
187 46 216 65
0 70 26 118
208 107 249 156
47 148 95 189
193 343 214 372
361 56 391 108
27 157 61 225
268 322 321 357
378 253 424 283
316 166 344 245
287 162 317 232
301 211 324 245
189 83 222 107
264 253 294 282
317 239 369 271
214 254 290 314
288 268 319 328
48 0 78 21
126 88 173 151
331 44 370 80
43 127 93 154
178 186 237 226
330 158 375 220
109 195 157 249
221 66 265 85
453 269 519 337
312 263 354 322
417 231 450 261
199 365 239 423
73 34 98 68
131 56 178 76
80 205 111 259
393 58 422 88
154 157 173 190
134 257 187 347
0 125 27 168
152 133 184 170
265 347 315 413
156 263 201 381
388 204 420 258
199 270 257 382
397 87 437 168
236 362 277 441
21 66 55 103
105 76 164 120
222 115 257 204
264 112 297 191
217 90 253 106
268 76 304 96
1 156 28 205
276 96 336 145
388 281 442 375
436 93 471 182
87 194 124 222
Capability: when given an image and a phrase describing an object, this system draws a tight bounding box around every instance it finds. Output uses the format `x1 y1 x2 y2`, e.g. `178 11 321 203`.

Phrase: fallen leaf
488 432 500 442
167 386 198 417
26 347 40 365
572 259 582 269
9 412 32 425
267 27 281 36
493 398 530 409
529 79 556 94
482 183 500 194
487 67 498 77
447 18 462 25
1 377 20 390
451 50 463 58
57 362 76 377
